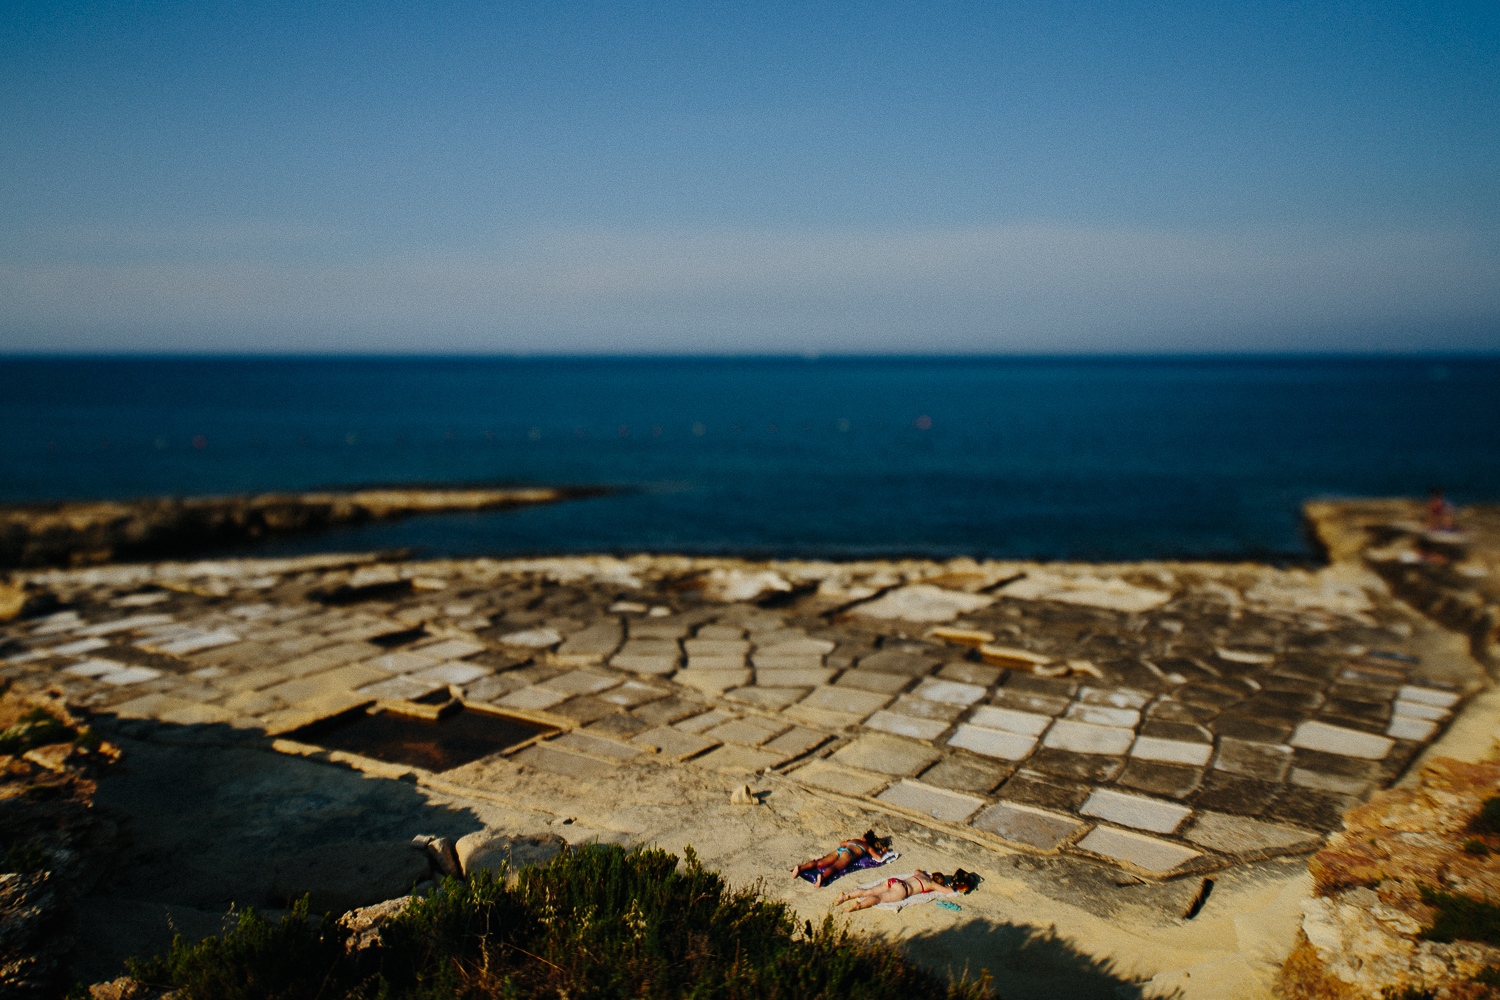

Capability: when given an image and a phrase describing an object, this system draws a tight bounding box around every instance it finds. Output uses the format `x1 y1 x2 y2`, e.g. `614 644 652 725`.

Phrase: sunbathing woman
790 830 895 887
833 868 979 910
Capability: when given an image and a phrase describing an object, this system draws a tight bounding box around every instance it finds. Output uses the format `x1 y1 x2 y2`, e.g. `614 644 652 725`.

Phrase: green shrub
1419 886 1500 945
125 897 359 1000
131 844 989 1000
1472 797 1500 835
1465 839 1492 856
0 707 71 755
2 841 47 875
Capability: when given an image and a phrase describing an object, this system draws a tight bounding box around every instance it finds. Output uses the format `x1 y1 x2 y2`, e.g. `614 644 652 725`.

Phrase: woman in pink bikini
833 868 978 910
790 829 895 887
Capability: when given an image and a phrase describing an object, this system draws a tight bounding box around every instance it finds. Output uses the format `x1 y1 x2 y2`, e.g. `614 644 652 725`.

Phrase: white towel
853 871 951 912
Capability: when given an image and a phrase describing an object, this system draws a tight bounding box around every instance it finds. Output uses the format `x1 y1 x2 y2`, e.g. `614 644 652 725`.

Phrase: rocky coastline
0 485 611 570
0 497 1496 998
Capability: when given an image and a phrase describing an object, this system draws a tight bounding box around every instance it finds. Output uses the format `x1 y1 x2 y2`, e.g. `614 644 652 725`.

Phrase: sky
2 0 1497 355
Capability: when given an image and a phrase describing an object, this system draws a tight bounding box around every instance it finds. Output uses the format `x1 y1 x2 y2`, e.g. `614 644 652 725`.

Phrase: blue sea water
2 355 1497 562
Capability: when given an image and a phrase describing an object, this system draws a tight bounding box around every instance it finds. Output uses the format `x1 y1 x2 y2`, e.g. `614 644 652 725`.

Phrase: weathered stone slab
996 769 1092 812
754 637 835 657
696 624 746 640
833 734 942 776
1211 738 1292 781
857 650 938 677
1074 827 1201 874
539 670 621 695
706 717 789 746
262 663 389 705
888 695 964 721
694 744 784 774
364 650 442 674
630 726 718 760
937 662 1003 687
850 584 995 622
789 759 890 797
628 619 690 640
755 667 834 687
1080 788 1191 834
514 744 617 779
1392 699 1450 721
878 779 985 822
783 704 864 730
750 655 824 673
549 695 618 724
1289 720 1394 760
947 724 1038 761
615 638 681 658
990 690 1070 716
1387 716 1437 740
497 686 571 711
610 654 679 676
675 668 752 695
1289 767 1369 795
499 627 563 648
596 680 668 707
1041 719 1134 756
279 642 384 678
1397 685 1460 708
1184 811 1321 857
630 696 700 726
972 801 1086 850
968 705 1052 737
911 678 987 706
62 658 128 678
997 572 1171 613
919 756 1010 793
799 686 890 718
1115 760 1203 798
413 661 491 686
725 686 807 711
1063 703 1141 728
1028 747 1125 783
584 712 650 739
683 639 750 657
836 670 912 694
553 620 623 665
864 711 949 741
1077 686 1152 710
157 701 238 726
553 730 646 760
148 628 242 656
761 727 828 761
415 639 487 660
357 675 448 702
1128 736 1212 766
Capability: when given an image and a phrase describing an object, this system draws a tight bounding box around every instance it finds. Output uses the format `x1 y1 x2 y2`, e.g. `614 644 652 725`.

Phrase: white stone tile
1289 720 1394 760
1075 826 1201 874
499 627 562 648
877 779 985 822
947 723 1038 761
357 675 446 701
539 670 621 695
675 668 751 695
799 687 891 718
1290 768 1369 795
864 711 949 741
911 678 987 706
968 705 1052 737
972 802 1086 850
49 637 111 656
99 666 163 686
497 686 571 710
61 658 128 678
1128 736 1213 766
1041 719 1134 756
675 709 737 734
754 637 835 656
413 661 491 686
609 654 679 675
1064 703 1141 728
74 614 173 636
1080 788 1191 834
364 650 442 674
1184 812 1322 856
686 656 747 671
1077 687 1152 710
755 667 834 687
683 639 751 657
1393 699 1449 721
414 639 487 660
1386 716 1438 741
1397 685 1460 708
151 628 242 655
751 655 825 671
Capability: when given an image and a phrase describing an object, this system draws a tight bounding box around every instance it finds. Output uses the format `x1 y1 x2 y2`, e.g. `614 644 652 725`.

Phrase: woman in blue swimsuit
790 829 894 887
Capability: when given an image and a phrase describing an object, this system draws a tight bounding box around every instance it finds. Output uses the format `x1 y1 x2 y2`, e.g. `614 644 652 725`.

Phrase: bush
0 706 71 755
129 844 989 1000
1419 886 1500 946
1472 797 1500 836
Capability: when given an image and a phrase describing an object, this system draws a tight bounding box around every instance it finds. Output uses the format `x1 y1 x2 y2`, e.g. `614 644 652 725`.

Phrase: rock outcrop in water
0 486 610 570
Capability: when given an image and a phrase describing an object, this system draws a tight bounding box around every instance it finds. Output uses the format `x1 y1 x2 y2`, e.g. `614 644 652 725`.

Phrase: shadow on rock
68 715 488 988
899 919 1176 1000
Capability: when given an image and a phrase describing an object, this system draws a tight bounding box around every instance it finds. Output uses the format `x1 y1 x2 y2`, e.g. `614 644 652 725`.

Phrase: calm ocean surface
2 356 1497 562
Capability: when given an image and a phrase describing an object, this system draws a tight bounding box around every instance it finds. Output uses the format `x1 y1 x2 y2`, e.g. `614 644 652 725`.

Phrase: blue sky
2 1 1497 354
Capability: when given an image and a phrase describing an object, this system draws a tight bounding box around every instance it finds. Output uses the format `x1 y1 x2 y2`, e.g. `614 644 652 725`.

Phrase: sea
2 355 1497 564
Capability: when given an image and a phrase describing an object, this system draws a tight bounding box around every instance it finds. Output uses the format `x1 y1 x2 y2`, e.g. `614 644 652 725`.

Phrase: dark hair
861 830 892 852
931 870 979 894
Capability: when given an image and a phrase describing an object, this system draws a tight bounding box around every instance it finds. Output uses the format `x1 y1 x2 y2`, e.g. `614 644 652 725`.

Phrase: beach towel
798 850 899 885
853 872 953 912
